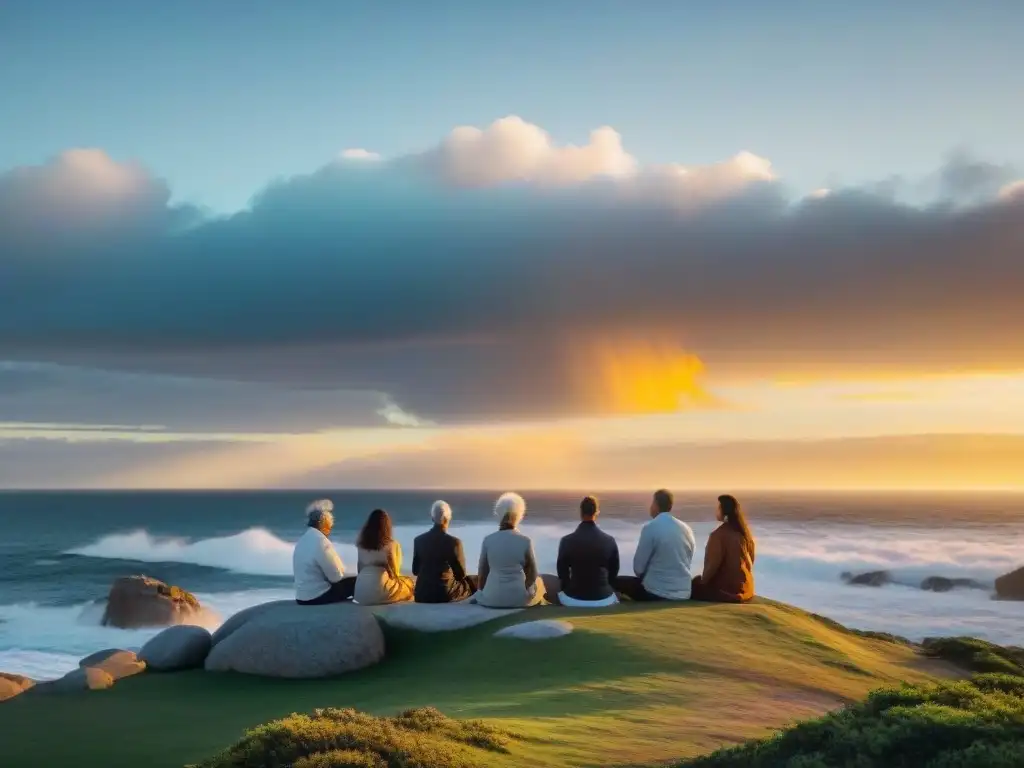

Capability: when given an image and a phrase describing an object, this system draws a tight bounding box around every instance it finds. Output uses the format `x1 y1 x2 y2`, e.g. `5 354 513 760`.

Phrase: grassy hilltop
1 599 1012 768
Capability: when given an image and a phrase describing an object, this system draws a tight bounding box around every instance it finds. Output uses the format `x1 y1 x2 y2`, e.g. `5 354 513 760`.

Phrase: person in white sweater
614 489 696 601
293 499 355 605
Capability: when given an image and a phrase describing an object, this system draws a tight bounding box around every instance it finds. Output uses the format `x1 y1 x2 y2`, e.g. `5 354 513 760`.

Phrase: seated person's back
556 496 620 606
353 508 415 605
692 494 755 603
476 492 546 608
632 489 696 600
412 501 475 603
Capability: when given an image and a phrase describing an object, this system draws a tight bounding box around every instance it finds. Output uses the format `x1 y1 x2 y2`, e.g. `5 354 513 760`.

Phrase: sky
1 1 1023 490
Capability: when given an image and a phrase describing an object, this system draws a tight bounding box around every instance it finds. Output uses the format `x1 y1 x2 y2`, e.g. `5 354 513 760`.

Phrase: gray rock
495 620 574 640
210 600 295 648
31 667 114 694
0 672 35 702
205 602 384 678
995 566 1024 601
101 575 205 629
140 626 213 671
370 601 521 632
78 649 147 681
841 570 892 587
920 576 986 593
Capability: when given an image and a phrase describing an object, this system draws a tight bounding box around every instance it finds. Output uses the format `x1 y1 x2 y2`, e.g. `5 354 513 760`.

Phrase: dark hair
580 496 598 519
653 489 674 513
357 508 393 551
718 495 754 558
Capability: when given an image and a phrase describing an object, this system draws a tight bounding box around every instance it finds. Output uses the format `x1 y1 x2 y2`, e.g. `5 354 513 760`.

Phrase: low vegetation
191 707 516 768
920 636 1024 676
675 674 1024 768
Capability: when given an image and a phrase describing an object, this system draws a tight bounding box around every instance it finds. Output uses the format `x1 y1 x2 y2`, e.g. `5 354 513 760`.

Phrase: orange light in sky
576 336 716 414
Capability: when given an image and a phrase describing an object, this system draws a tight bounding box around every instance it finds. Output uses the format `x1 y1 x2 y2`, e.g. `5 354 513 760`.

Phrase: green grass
0 600 955 768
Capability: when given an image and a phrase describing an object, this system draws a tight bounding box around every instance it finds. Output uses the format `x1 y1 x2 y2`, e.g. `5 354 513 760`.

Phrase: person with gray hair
474 492 546 608
292 499 355 605
411 500 477 603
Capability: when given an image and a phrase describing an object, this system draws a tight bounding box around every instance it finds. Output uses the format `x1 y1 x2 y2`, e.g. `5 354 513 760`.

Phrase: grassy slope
0 600 954 768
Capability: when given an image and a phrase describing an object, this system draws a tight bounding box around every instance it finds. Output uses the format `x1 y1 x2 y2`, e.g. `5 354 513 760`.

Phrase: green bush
920 637 1024 676
189 706 516 768
674 674 1024 768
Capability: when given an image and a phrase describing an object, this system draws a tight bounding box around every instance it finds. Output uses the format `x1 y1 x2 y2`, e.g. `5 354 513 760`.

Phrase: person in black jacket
412 500 477 603
556 496 620 607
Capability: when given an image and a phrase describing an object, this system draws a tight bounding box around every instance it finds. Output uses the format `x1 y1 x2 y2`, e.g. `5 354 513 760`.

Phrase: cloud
0 117 1022 422
999 180 1024 201
340 148 381 161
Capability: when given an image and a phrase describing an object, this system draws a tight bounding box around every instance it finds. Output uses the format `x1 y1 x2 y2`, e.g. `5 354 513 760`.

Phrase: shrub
920 637 1024 676
674 674 1024 768
189 706 516 768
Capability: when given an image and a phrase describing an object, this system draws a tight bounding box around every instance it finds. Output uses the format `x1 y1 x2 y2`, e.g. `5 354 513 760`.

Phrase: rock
31 667 114 694
140 625 213 671
101 575 204 629
205 602 384 678
995 566 1024 600
210 600 295 648
370 602 521 632
920 576 986 593
78 649 146 681
0 672 35 702
841 570 892 587
495 620 574 640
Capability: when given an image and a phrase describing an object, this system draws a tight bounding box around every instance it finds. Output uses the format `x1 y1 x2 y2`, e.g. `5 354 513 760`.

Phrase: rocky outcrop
995 566 1024 600
370 601 520 631
78 649 147 682
841 570 892 587
205 602 385 678
101 575 204 629
920 576 986 593
31 667 114 694
140 626 213 671
0 672 35 702
495 620 574 640
210 600 293 648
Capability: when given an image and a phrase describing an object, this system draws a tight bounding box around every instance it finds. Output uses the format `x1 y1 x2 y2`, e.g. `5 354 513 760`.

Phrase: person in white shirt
293 499 355 605
614 489 696 601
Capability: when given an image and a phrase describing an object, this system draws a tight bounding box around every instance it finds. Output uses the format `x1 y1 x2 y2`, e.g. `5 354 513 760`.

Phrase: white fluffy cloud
414 115 775 206
340 148 381 161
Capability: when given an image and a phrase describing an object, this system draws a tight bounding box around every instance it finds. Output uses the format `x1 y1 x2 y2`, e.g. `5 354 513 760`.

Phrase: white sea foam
2 519 1020 680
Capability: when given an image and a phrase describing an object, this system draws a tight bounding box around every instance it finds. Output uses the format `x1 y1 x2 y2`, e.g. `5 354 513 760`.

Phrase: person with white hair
411 500 476 603
292 499 355 605
474 492 546 608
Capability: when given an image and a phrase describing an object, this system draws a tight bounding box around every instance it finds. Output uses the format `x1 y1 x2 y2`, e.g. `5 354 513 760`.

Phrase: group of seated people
292 488 756 609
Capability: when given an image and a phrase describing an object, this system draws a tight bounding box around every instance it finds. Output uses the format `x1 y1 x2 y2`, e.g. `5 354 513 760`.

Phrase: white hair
306 498 335 529
430 500 452 525
494 492 526 528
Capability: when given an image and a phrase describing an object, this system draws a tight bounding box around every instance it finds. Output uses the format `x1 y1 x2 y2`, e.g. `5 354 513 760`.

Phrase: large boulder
370 601 521 631
995 566 1024 600
841 570 892 587
920 576 986 593
210 599 295 648
0 672 35 702
78 649 146 682
205 602 385 678
140 625 213 671
30 667 114 694
101 575 204 629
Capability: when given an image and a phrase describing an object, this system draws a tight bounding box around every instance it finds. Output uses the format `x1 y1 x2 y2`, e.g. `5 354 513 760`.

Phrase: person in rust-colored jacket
691 495 756 603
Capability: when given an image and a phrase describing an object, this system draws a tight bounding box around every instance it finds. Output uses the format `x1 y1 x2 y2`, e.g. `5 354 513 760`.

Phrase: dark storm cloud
0 139 1022 421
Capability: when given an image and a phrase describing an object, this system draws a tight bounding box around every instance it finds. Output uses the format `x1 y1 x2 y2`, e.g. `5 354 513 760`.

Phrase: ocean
1 490 1021 680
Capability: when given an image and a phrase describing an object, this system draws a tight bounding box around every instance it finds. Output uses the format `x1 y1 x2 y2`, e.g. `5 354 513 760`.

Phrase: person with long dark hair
691 494 756 603
353 508 415 605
